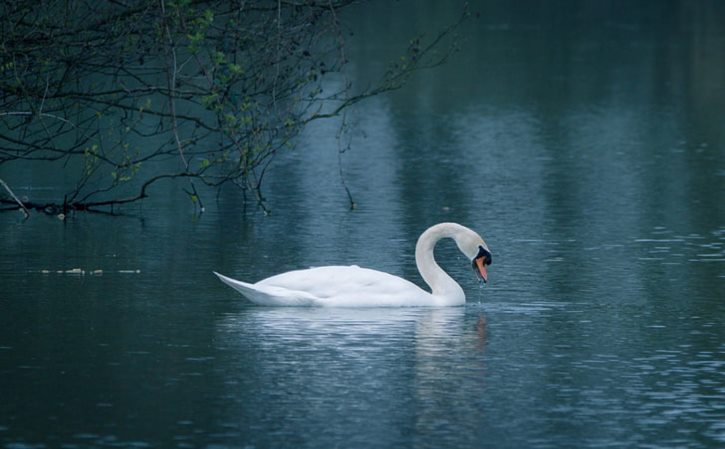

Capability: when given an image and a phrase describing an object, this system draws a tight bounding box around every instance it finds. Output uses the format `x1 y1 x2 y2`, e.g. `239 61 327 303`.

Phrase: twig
0 177 30 218
72 172 197 211
183 181 205 213
272 0 282 109
335 111 356 209
160 0 189 169
0 111 77 128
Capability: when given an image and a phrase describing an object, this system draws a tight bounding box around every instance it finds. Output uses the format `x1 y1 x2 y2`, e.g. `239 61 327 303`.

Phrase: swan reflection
215 307 487 443
216 306 479 348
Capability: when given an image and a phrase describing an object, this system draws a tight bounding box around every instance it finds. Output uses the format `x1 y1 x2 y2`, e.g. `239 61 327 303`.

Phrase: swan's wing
214 272 319 306
256 266 431 307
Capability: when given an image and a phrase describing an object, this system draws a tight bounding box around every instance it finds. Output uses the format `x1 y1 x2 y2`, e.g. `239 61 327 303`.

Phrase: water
1 1 724 448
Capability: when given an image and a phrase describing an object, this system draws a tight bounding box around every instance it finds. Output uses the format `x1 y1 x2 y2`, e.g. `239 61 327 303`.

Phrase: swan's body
214 222 492 307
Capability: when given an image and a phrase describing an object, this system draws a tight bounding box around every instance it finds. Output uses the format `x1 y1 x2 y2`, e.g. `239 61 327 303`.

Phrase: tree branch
0 177 30 218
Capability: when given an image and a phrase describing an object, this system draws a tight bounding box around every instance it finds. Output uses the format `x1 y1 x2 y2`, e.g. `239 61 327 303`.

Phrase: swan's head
453 228 492 283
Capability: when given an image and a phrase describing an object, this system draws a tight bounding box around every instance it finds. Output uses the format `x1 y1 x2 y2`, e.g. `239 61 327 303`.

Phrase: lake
1 1 724 448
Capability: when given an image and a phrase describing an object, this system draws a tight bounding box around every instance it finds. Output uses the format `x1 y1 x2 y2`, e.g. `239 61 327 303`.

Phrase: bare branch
0 177 30 218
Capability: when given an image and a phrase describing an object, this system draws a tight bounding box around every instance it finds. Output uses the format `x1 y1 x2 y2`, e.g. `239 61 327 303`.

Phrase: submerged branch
0 177 30 218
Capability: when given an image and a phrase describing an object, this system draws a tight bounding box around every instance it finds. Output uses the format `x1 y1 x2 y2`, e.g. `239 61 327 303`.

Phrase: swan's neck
415 223 466 304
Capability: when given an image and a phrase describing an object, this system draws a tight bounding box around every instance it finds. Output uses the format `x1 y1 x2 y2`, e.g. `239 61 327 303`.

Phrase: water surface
1 1 724 448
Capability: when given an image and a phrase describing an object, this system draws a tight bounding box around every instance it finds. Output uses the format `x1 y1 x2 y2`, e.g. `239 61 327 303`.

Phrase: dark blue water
1 1 724 448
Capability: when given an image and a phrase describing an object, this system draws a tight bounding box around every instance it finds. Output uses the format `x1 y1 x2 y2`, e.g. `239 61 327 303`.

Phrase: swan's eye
475 245 492 266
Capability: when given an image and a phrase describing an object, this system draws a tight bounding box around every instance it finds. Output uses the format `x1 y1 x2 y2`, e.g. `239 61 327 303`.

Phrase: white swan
214 222 492 307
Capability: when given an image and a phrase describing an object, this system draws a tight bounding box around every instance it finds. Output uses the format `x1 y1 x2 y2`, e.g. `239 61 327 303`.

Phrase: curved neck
415 223 466 304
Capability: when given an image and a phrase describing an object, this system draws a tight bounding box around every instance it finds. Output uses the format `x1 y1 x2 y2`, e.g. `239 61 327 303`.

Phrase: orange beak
475 257 488 283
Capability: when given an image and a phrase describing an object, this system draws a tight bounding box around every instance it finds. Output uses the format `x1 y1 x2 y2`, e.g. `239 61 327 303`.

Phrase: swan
214 222 492 307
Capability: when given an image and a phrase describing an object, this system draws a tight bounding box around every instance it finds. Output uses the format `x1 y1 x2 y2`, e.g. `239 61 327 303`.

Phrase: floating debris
37 268 140 275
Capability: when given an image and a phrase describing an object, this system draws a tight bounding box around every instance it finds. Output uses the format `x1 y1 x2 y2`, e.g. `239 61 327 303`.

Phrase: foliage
0 0 466 215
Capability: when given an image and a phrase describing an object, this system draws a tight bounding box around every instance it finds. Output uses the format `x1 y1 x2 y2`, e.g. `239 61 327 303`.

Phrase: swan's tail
213 272 316 306
214 271 268 304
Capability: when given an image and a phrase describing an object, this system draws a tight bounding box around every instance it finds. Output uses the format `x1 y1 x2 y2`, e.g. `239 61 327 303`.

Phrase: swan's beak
472 245 492 284
474 257 488 283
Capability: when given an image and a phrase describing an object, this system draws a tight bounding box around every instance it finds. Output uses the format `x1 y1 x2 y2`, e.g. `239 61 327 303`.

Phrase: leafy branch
0 0 469 216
